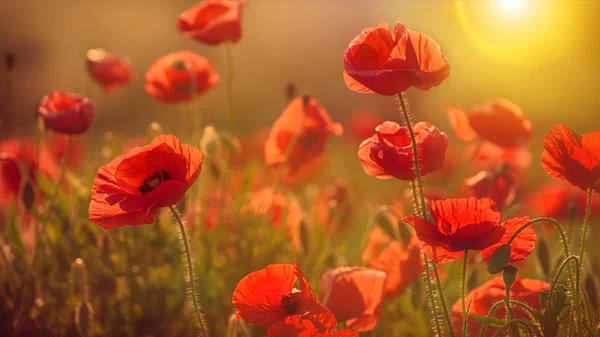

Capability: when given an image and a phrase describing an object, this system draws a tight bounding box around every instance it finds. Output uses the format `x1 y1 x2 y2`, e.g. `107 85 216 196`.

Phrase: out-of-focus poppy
345 110 385 143
451 276 549 337
447 100 532 148
183 191 234 230
45 133 85 169
343 22 449 96
368 236 423 299
313 181 352 234
38 91 95 134
89 135 204 230
541 124 600 193
358 121 448 181
464 166 517 210
320 267 386 332
86 48 133 92
176 0 244 45
265 315 358 337
403 198 536 264
468 141 532 173
145 50 219 103
232 262 336 332
265 95 343 174
525 181 600 220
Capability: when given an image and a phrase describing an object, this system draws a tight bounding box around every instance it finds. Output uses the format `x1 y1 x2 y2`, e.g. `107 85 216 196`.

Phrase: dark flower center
139 170 172 195
298 130 319 150
280 292 303 315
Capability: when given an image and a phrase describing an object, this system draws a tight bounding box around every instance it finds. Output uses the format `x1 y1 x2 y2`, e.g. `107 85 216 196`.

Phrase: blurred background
0 0 599 139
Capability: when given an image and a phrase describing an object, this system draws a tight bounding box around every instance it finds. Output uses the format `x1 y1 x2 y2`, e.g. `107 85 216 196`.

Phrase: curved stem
223 41 235 131
549 255 579 309
461 250 468 337
479 300 539 337
424 255 443 337
578 188 593 275
169 205 209 337
491 319 539 337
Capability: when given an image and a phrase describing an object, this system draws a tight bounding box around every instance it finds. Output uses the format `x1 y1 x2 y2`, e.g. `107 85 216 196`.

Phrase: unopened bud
502 265 518 290
74 300 94 337
146 122 163 140
220 132 242 157
487 244 511 274
200 125 221 155
5 53 16 70
71 258 89 300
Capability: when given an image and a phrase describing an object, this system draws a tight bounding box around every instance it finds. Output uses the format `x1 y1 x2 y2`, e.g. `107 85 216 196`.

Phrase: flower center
139 170 172 195
280 292 303 315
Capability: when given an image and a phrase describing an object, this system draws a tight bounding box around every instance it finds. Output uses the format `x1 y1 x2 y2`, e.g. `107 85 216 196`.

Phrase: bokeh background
1 0 599 140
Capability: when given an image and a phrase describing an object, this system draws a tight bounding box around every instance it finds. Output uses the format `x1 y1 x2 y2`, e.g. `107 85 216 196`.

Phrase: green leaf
471 313 505 327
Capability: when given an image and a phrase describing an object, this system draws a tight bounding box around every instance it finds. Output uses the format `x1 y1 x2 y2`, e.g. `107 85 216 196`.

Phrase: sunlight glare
496 0 528 17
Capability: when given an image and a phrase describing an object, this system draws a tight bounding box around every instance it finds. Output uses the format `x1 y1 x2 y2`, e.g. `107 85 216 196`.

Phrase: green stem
549 255 579 309
223 41 235 131
578 188 593 275
491 319 539 337
47 134 72 212
397 92 453 337
424 255 443 337
169 205 209 337
479 300 539 337
461 250 468 337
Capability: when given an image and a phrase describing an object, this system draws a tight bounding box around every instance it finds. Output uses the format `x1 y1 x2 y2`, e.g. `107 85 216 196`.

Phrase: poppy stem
578 188 593 275
398 92 454 337
423 255 443 336
223 41 235 131
169 205 210 337
461 250 468 337
47 134 72 212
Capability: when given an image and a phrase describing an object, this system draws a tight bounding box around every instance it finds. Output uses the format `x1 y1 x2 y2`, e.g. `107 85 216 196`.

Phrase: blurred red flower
345 110 385 143
89 135 204 230
38 91 95 134
451 276 549 337
447 100 532 148
526 181 600 220
86 48 133 92
45 132 85 169
312 181 352 234
265 95 342 174
176 0 244 45
232 262 336 332
541 124 600 193
184 191 234 230
368 236 423 299
145 50 219 103
464 167 517 210
320 267 386 332
358 121 448 180
403 198 535 264
468 141 532 173
343 22 449 96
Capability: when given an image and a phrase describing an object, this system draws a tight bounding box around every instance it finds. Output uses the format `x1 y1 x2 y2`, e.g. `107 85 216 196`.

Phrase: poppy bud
71 258 89 300
220 132 242 157
502 265 518 290
5 52 16 70
487 244 512 274
200 125 221 156
86 48 133 92
375 210 398 241
74 300 94 337
358 121 448 181
37 91 95 134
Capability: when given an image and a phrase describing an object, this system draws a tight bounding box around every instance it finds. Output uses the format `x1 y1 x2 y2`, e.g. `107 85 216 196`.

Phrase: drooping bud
487 244 511 274
502 265 518 290
199 125 221 156
74 300 94 337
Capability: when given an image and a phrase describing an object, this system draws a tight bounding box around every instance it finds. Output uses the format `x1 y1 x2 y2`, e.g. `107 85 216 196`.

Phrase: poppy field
1 1 600 337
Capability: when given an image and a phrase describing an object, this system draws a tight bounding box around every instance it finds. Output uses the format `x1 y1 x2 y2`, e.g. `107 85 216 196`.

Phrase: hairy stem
578 188 593 275
461 251 468 337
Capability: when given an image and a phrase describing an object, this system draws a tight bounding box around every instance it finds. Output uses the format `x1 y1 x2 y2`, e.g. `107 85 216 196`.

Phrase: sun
496 0 529 17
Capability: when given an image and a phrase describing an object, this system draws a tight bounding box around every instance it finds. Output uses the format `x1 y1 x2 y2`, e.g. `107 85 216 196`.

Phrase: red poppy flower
343 22 449 96
184 191 234 230
447 100 532 148
526 181 600 221
313 181 352 234
541 124 600 193
265 95 343 174
232 262 336 332
358 121 448 180
38 91 95 134
464 167 517 210
46 133 85 169
345 110 385 143
88 135 204 230
320 267 386 332
468 141 532 173
145 50 219 103
368 236 423 299
265 316 357 337
86 48 133 92
176 0 244 45
403 198 536 264
451 276 549 337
